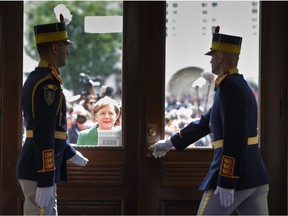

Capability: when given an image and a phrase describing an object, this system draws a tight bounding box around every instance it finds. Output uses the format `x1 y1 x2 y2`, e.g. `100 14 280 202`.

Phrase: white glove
214 186 235 208
35 186 54 208
149 138 174 158
69 150 89 166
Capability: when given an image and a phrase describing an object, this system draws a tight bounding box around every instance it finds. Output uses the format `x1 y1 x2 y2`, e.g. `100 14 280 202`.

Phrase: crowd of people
165 93 213 147
164 79 258 148
65 76 219 147
22 73 257 148
64 83 212 147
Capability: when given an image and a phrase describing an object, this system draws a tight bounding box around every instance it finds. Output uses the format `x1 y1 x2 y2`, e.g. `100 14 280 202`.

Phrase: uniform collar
38 60 63 83
38 60 49 68
214 67 238 88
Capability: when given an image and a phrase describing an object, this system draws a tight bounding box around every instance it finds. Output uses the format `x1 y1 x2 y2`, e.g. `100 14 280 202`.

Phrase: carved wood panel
66 162 125 186
161 161 211 187
162 200 200 215
58 200 125 215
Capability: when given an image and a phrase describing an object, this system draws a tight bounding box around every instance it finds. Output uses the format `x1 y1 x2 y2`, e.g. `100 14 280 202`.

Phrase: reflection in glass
23 1 123 146
165 1 259 148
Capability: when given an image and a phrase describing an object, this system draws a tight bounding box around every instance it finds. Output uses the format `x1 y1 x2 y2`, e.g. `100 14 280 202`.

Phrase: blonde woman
77 96 121 145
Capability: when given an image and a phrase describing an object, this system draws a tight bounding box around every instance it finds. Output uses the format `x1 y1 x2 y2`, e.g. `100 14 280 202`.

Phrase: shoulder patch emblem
43 84 58 91
43 84 57 105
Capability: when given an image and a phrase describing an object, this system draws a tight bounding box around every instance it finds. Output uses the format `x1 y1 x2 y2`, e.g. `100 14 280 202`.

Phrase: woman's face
95 104 118 130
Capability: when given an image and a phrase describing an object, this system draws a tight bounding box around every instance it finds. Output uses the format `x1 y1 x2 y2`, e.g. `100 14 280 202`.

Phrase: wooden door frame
0 1 23 214
260 2 288 214
122 2 166 213
0 1 287 215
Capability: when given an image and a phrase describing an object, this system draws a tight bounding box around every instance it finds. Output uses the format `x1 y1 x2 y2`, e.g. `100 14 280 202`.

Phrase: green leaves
24 1 123 92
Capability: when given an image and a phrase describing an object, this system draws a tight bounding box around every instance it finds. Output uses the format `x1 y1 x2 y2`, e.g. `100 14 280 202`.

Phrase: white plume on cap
54 4 73 24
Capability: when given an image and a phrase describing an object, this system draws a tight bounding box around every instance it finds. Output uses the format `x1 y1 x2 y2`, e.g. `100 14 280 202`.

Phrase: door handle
148 128 157 137
147 123 160 157
147 123 158 143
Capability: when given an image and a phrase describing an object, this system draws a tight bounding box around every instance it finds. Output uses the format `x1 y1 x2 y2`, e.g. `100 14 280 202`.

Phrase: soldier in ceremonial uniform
16 15 89 215
149 26 269 215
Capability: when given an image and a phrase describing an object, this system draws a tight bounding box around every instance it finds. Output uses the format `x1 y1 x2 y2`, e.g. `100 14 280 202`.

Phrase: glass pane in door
165 1 260 148
23 1 123 146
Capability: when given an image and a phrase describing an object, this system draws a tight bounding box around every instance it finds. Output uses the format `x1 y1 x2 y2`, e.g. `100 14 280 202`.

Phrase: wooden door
1 1 287 215
0 1 23 214
15 2 216 215
55 2 213 215
129 2 214 215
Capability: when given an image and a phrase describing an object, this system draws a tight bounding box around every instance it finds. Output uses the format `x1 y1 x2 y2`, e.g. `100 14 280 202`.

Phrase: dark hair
105 86 114 96
36 42 54 56
76 115 87 124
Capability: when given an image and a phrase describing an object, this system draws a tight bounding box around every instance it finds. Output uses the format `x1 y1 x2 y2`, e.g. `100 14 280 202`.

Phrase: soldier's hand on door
69 150 89 166
149 138 174 158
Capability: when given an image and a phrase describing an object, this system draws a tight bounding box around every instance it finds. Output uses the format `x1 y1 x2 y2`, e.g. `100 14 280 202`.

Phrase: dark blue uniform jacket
171 70 269 191
16 64 76 187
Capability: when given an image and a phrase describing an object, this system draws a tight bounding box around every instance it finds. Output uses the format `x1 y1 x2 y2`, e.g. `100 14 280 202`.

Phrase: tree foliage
24 1 123 92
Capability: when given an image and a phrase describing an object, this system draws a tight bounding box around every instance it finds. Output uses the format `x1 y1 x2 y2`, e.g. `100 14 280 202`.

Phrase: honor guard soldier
149 26 269 215
16 14 89 215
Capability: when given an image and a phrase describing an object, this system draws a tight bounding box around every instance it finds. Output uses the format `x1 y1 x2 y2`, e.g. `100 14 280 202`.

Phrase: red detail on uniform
42 149 56 172
215 26 220 33
48 64 63 83
223 70 229 75
220 155 235 178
